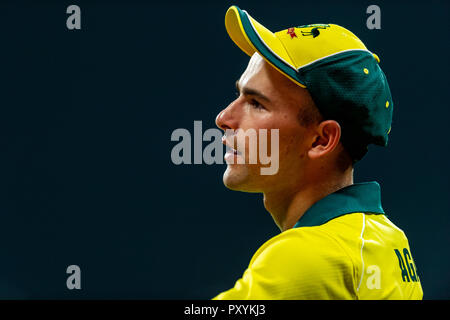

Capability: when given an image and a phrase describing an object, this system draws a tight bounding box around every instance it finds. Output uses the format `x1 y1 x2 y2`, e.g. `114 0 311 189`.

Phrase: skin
215 53 354 231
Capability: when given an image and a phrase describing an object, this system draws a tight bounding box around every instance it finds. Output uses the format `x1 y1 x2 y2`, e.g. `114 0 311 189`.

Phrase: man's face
216 53 318 194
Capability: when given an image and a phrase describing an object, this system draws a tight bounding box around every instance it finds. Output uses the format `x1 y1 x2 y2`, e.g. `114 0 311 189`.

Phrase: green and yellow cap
225 5 393 160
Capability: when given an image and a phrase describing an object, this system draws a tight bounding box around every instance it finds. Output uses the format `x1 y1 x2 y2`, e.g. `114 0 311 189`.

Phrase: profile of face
215 53 323 194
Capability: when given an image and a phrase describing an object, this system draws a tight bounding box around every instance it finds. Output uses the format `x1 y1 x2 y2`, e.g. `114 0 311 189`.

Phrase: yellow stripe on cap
373 53 380 63
225 6 295 68
225 6 256 57
245 14 296 69
225 6 304 87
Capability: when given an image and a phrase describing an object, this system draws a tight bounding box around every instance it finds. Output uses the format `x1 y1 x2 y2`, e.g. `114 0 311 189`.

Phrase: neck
263 168 354 232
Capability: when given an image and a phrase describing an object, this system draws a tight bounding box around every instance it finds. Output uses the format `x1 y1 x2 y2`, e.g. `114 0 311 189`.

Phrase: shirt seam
314 228 360 300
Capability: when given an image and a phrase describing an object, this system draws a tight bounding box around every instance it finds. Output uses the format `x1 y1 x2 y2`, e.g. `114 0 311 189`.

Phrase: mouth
222 135 243 162
227 148 242 156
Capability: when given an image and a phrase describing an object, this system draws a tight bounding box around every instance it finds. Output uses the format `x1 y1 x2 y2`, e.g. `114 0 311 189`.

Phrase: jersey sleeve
213 228 357 300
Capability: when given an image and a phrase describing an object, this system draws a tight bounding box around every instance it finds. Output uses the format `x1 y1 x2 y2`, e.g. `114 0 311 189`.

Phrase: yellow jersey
213 182 423 300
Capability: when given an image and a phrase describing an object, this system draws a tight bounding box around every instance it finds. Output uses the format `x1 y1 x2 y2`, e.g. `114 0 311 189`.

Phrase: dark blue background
0 0 448 299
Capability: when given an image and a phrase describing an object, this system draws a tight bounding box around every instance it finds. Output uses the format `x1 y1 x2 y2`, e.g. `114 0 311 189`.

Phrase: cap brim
225 6 306 87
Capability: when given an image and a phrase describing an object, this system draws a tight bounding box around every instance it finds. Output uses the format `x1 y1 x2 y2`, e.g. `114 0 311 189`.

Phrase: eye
249 99 265 110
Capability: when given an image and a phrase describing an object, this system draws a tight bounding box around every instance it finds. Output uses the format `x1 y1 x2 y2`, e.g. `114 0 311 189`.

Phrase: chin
222 165 261 193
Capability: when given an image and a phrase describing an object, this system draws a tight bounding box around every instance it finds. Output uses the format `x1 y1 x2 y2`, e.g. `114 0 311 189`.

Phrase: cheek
277 122 309 162
241 113 308 164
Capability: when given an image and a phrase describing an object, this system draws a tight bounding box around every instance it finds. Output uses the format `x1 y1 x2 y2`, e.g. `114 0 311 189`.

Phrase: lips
228 148 242 156
222 135 243 163
222 135 242 155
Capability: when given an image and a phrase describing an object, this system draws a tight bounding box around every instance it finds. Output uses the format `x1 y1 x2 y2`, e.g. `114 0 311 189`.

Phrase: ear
308 120 341 160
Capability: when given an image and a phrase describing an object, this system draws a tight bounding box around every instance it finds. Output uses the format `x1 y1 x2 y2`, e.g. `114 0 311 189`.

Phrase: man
213 6 423 299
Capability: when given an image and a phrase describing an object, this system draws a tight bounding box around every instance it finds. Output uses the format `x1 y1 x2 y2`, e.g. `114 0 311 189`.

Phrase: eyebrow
235 80 271 103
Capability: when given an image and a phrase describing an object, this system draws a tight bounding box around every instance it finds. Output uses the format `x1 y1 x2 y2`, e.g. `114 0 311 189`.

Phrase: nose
215 109 227 131
215 100 239 131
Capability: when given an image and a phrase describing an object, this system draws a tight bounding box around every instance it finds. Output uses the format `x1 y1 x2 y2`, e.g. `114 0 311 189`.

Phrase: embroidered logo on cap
287 27 297 39
297 24 330 38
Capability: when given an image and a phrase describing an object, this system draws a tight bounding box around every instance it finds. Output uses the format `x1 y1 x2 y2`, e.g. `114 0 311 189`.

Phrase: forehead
238 53 273 89
239 53 265 85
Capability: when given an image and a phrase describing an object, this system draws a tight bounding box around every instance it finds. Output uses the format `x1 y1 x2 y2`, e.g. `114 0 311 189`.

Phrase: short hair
297 98 323 127
296 98 367 169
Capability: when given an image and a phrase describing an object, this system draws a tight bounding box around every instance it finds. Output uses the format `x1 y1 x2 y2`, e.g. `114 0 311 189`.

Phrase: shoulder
251 224 352 264
245 226 357 299
250 226 355 278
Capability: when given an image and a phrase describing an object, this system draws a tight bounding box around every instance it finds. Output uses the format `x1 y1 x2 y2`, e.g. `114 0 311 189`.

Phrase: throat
263 176 354 232
263 188 317 232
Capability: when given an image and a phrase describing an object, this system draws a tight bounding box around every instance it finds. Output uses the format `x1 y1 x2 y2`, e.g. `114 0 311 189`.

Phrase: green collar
293 182 385 228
